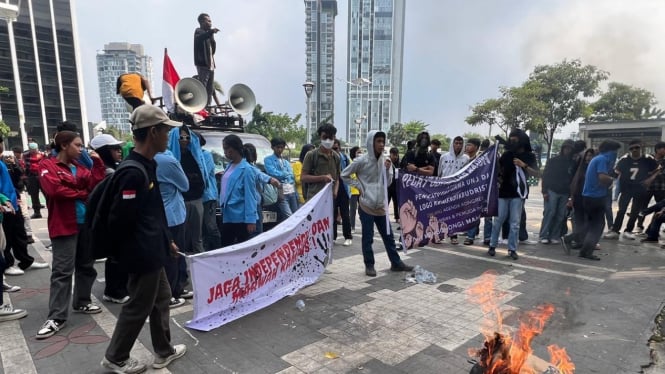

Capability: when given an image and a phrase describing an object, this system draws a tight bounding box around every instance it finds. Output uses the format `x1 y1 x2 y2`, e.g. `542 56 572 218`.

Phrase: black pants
333 191 352 240
196 67 215 107
581 196 607 257
165 224 188 298
202 200 222 251
123 97 144 110
387 186 399 221
26 175 42 213
105 268 173 363
220 222 251 247
643 191 665 229
104 258 128 299
612 189 648 233
2 208 34 269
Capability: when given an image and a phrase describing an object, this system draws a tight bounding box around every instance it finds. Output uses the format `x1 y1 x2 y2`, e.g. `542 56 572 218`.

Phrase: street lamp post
303 81 314 143
1 1 28 149
354 115 366 148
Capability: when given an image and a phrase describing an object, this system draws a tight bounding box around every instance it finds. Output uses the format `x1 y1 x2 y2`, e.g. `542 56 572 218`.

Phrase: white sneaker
152 344 187 369
603 231 619 239
4 266 24 276
102 295 130 304
101 357 146 374
549 239 560 244
95 258 107 263
28 261 49 269
499 239 508 245
539 238 550 244
2 282 20 292
343 239 352 246
520 239 538 245
622 232 636 240
635 227 644 234
0 304 27 322
351 229 356 234
169 298 185 309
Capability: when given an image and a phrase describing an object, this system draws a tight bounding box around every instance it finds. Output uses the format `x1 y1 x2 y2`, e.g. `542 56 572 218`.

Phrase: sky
74 0 665 142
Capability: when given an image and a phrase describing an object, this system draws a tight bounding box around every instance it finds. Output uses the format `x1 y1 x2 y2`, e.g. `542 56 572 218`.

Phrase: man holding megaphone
194 12 219 107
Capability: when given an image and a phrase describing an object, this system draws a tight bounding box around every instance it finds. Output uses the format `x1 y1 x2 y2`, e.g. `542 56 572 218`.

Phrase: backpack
86 160 149 260
259 181 279 206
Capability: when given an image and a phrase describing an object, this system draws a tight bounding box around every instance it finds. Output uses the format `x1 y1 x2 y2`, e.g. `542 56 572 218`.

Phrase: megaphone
227 84 256 116
175 77 207 113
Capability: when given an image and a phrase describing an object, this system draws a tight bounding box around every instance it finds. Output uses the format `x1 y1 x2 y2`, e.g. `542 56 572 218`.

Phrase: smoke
519 0 665 104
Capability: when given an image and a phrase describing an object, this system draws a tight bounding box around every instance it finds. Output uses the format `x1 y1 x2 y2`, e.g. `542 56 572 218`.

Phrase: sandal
450 238 459 245
463 238 473 245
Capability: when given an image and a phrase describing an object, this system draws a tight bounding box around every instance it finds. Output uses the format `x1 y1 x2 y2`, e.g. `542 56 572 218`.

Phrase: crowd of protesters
3 101 665 371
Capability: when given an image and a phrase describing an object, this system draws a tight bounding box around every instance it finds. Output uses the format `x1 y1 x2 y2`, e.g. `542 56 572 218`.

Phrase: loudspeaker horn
227 84 256 116
175 77 207 113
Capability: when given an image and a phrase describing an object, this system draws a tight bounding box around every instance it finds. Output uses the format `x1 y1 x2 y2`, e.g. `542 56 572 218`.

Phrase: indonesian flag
162 48 180 113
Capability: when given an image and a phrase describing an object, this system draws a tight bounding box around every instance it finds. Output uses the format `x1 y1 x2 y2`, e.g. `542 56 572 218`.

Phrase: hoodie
438 140 469 177
341 130 393 216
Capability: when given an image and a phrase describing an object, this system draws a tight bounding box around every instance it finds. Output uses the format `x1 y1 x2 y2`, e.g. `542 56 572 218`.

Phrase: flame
547 345 575 374
466 271 575 374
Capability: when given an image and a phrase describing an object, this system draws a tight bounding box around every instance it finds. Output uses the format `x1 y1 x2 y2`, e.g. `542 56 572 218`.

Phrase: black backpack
86 160 148 259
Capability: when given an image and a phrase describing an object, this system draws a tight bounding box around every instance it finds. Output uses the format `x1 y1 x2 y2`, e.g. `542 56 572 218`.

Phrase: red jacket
39 156 105 238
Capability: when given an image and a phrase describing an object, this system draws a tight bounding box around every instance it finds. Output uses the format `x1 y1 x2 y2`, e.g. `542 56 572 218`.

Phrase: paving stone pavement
1 197 664 374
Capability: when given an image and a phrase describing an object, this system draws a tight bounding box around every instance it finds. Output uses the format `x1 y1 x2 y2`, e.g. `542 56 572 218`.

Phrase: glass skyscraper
96 42 152 134
304 0 337 141
346 0 404 147
0 0 86 148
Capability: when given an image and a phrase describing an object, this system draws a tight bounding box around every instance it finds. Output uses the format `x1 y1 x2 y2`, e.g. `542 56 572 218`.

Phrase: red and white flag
162 48 180 113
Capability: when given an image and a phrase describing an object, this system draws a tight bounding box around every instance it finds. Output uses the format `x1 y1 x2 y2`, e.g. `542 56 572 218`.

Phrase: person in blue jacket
264 137 298 222
218 135 258 246
193 132 222 251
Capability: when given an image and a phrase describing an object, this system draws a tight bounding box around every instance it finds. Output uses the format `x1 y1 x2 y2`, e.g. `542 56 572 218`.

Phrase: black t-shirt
498 150 538 198
616 156 657 192
403 150 436 172
180 150 205 201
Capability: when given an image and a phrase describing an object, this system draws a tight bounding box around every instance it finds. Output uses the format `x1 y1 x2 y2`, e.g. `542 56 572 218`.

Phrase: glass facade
305 0 337 140
346 0 404 147
96 43 152 134
0 0 84 148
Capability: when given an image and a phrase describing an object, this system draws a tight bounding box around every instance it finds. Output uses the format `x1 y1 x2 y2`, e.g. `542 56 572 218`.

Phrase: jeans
196 66 215 106
202 200 222 251
539 190 569 240
491 198 524 252
184 199 204 253
105 268 173 363
581 196 607 257
646 214 665 240
277 192 299 221
0 225 6 305
358 207 403 267
604 194 613 230
483 217 493 241
48 225 97 321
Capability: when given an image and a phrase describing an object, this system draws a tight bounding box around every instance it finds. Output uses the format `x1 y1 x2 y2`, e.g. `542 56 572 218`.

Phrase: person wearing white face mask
301 123 341 202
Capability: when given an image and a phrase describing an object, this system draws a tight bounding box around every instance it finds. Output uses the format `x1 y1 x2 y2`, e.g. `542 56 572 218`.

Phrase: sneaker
390 262 414 272
463 238 474 245
483 239 490 246
28 261 49 269
343 239 352 247
180 290 194 300
488 247 496 256
102 295 130 304
73 303 102 314
0 304 27 322
101 357 147 374
36 319 65 339
604 231 619 239
635 226 644 234
30 213 42 219
499 239 508 245
95 258 107 263
640 238 659 243
152 344 187 369
622 232 636 240
351 229 356 234
365 266 377 277
2 282 20 292
539 238 550 244
579 254 601 261
519 239 537 245
27 237 35 244
561 238 571 255
169 298 185 309
549 239 560 244
4 266 24 276
508 251 519 260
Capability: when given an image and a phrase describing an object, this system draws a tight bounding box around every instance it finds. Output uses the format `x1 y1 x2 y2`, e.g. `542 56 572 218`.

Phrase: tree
402 120 428 141
462 132 485 141
466 98 508 137
589 82 663 121
500 82 548 134
245 104 305 145
526 59 608 159
0 86 11 139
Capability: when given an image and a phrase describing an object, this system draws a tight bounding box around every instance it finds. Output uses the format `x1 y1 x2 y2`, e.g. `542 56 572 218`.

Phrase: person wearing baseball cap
101 105 186 372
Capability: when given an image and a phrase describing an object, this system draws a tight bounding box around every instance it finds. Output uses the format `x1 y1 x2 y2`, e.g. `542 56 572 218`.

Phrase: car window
201 132 272 173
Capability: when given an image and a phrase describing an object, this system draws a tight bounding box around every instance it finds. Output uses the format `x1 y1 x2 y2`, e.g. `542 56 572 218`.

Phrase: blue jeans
484 217 493 241
277 192 299 221
490 198 524 252
358 207 402 267
539 190 568 240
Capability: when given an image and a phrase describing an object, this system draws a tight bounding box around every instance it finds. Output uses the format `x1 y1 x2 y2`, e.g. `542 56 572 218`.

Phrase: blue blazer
218 159 259 224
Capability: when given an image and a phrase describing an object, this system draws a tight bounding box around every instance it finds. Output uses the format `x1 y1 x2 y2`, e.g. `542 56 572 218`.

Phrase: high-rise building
96 42 152 134
346 0 405 147
304 0 337 142
0 0 87 148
